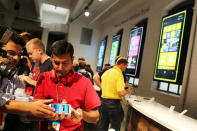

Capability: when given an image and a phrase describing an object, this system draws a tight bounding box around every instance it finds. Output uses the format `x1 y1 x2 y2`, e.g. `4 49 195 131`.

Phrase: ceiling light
84 8 90 16
98 0 103 1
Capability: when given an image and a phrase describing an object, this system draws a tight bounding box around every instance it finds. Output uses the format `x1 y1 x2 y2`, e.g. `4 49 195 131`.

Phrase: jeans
98 99 124 131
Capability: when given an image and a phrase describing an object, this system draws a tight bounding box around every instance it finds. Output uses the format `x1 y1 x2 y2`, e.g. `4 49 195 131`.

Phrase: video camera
0 26 17 79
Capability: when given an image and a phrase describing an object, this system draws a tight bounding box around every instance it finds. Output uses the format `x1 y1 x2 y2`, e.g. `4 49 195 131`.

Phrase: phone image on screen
50 104 71 114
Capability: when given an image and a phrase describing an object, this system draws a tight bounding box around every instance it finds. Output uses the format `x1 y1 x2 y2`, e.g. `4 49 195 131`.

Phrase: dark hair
0 25 25 48
86 64 91 68
104 63 111 67
116 57 128 65
19 32 32 41
79 61 86 69
51 40 74 57
10 32 26 47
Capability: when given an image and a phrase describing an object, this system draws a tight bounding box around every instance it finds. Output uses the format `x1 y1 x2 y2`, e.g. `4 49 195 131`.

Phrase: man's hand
19 75 36 86
70 108 83 122
126 88 132 95
58 99 72 120
118 88 132 97
2 99 56 120
27 99 56 120
61 99 82 122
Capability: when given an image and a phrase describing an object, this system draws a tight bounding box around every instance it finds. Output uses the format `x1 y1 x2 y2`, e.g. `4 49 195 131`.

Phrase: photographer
0 26 58 125
17 32 33 76
16 32 32 76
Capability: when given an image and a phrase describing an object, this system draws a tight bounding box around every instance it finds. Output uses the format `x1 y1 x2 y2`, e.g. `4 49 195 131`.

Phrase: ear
120 64 125 71
38 48 43 54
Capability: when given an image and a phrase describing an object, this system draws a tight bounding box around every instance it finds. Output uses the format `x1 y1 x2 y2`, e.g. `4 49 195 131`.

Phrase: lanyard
56 83 67 104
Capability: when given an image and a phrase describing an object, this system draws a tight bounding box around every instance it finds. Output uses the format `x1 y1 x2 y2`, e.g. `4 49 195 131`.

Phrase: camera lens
0 61 16 79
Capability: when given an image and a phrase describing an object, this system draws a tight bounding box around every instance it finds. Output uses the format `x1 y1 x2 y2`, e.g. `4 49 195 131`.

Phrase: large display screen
96 39 107 71
125 27 143 76
109 34 121 65
154 10 187 83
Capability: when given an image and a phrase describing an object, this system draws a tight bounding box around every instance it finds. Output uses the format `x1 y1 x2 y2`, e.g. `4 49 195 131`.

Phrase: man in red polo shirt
34 40 101 131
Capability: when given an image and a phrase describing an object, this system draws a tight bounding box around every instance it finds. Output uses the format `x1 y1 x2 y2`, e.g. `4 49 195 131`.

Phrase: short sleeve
12 75 31 101
46 58 53 72
116 74 125 92
40 58 53 73
84 80 101 111
0 89 11 106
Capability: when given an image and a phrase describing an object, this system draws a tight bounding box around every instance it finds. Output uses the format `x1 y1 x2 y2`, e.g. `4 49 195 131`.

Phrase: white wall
68 19 100 72
92 0 197 119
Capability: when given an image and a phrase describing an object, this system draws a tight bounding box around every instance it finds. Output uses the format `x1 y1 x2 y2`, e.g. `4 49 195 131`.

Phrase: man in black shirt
19 38 53 96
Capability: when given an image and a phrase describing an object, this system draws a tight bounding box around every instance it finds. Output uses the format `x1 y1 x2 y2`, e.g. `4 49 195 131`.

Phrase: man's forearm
94 79 101 88
0 100 30 114
82 109 99 123
20 75 36 86
25 77 36 86
93 74 101 88
0 99 56 120
118 88 131 97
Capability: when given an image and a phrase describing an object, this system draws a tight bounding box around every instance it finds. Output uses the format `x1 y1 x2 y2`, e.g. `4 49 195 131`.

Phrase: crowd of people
0 25 131 131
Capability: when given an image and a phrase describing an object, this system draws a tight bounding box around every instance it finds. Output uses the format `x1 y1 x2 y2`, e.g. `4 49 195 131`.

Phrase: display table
125 95 197 131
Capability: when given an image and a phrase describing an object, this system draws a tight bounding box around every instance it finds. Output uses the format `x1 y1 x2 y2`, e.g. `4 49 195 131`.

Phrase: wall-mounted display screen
154 10 187 83
96 39 107 72
125 27 144 76
109 34 121 65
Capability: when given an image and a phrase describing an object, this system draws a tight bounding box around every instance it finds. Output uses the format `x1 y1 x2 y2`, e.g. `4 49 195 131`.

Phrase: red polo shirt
34 71 101 131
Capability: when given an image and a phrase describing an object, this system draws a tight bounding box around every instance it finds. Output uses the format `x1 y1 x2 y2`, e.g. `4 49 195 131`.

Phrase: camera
0 61 16 79
17 49 31 76
0 48 7 58
0 48 17 79
18 48 28 65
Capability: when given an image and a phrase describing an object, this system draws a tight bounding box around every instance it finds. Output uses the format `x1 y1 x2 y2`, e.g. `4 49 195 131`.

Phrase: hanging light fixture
84 7 90 16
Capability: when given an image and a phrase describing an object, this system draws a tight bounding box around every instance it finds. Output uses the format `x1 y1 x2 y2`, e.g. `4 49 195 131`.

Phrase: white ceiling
0 0 147 32
0 0 122 26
